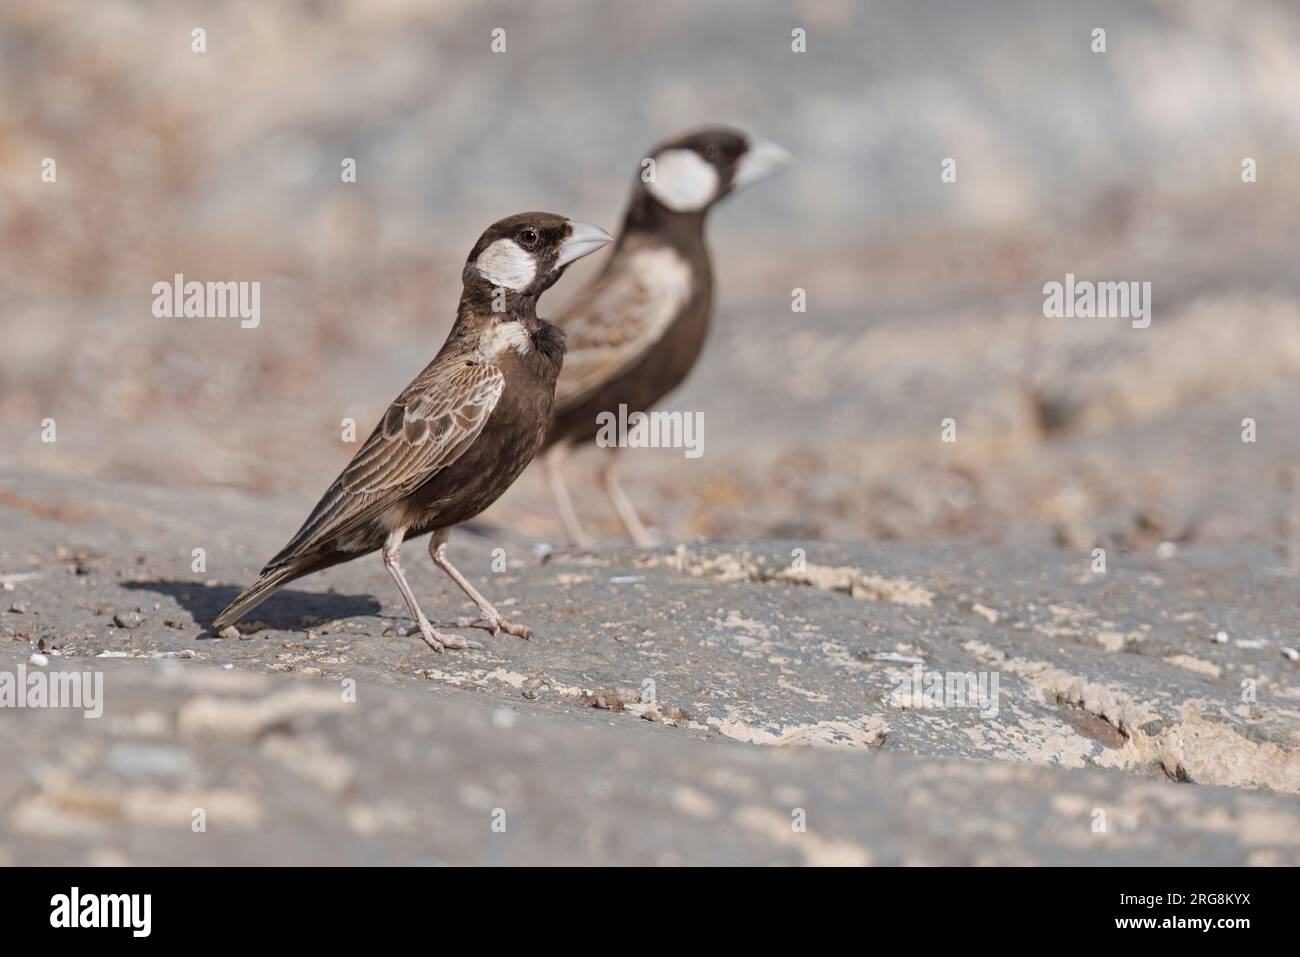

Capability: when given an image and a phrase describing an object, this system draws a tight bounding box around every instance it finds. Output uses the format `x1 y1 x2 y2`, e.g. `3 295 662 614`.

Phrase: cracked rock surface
2 475 1299 864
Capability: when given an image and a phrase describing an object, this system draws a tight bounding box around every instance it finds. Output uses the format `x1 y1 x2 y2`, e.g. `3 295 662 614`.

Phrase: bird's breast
478 320 533 360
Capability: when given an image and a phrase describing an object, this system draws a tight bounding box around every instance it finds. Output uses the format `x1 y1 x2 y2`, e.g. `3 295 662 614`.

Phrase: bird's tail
211 564 301 631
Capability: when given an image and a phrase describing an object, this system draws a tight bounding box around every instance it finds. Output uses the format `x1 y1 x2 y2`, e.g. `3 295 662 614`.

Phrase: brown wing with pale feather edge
263 356 505 571
553 241 692 412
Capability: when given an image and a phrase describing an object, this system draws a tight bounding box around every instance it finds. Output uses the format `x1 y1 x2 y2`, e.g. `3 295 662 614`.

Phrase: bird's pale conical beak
556 221 614 269
733 139 794 190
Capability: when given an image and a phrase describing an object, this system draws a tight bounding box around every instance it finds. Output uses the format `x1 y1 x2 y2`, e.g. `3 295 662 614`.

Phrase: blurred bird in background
540 127 791 546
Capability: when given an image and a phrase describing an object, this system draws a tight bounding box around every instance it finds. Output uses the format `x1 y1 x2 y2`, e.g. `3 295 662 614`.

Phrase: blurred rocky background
3 0 1300 552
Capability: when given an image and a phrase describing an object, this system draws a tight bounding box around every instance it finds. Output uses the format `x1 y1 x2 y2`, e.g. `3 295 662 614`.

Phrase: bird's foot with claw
452 615 534 641
386 621 482 651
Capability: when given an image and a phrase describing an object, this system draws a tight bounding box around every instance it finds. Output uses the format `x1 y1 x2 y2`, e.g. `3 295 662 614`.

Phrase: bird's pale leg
429 529 534 640
544 443 594 548
600 450 659 547
382 528 477 651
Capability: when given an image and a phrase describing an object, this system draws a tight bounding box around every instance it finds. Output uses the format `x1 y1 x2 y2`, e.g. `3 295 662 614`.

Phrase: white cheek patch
476 239 537 291
480 320 532 358
647 148 719 212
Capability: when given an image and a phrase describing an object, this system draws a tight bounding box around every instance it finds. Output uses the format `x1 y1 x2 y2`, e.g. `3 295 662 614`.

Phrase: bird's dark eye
517 228 539 248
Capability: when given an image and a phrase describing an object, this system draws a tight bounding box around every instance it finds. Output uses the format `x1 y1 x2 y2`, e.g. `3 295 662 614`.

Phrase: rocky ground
2 473 1298 865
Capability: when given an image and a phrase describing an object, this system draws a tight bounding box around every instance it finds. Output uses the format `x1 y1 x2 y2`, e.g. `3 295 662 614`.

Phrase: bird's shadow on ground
121 580 381 634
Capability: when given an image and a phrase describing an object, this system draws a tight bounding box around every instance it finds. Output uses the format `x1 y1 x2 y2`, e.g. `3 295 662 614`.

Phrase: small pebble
28 653 49 667
1213 631 1229 644
218 625 241 640
113 611 144 629
1156 541 1177 559
1283 647 1299 662
8 602 28 614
